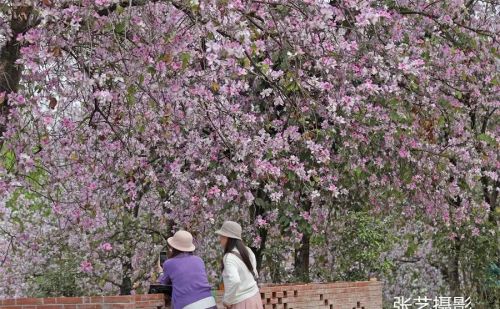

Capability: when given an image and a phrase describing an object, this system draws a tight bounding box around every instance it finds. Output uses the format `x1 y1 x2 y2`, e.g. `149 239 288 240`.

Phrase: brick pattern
253 281 383 309
0 280 382 309
212 280 382 309
0 294 165 309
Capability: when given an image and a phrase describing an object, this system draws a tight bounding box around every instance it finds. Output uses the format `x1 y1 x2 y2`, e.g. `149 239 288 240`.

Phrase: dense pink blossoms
0 0 498 297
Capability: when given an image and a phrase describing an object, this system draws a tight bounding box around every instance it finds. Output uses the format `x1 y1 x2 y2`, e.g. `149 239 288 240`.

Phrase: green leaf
405 240 418 257
403 33 410 44
311 235 326 246
478 133 497 146
114 21 126 36
421 50 430 61
353 167 362 178
438 116 446 127
147 66 156 75
2 148 16 171
491 76 499 87
285 171 296 182
388 97 399 106
116 4 124 14
260 63 269 74
389 111 407 123
438 98 451 108
279 216 290 227
286 80 300 92
180 52 190 69
126 85 137 106
409 80 419 91
6 189 21 210
254 198 267 207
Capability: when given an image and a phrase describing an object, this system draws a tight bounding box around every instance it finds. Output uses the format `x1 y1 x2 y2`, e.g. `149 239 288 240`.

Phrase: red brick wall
0 280 382 309
252 280 383 309
0 294 165 309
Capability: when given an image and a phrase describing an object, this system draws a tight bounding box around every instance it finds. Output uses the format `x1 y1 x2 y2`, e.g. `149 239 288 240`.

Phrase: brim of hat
167 237 196 252
215 229 242 240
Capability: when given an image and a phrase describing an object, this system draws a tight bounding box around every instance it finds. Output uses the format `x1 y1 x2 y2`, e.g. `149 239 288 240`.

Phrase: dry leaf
161 53 172 63
49 97 57 109
210 82 220 93
51 46 62 57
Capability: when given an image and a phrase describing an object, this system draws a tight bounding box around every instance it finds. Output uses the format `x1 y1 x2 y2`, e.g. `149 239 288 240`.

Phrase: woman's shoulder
192 255 210 268
192 254 205 263
166 254 203 265
183 254 204 262
224 247 254 261
243 246 256 259
223 251 240 263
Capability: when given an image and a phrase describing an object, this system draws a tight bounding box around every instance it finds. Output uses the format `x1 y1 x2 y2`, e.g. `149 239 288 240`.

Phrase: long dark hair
221 238 255 277
170 248 193 258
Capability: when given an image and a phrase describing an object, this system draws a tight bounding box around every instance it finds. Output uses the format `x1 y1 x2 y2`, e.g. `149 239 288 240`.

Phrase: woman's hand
223 302 231 308
157 257 163 274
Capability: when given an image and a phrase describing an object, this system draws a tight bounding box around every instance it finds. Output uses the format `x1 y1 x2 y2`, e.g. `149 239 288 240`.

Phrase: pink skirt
229 291 263 309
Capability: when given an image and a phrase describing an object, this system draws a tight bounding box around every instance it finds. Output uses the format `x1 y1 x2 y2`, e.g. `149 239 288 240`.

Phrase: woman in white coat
216 221 263 309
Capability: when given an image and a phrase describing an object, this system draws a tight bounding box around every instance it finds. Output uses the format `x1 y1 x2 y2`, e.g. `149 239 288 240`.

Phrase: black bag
148 284 172 296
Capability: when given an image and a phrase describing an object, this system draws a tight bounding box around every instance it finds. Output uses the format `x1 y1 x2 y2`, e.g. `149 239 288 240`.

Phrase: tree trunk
250 188 268 273
254 228 267 272
120 259 133 295
447 240 461 297
269 254 282 283
294 232 310 282
119 275 132 295
0 35 20 148
1 6 37 140
294 194 311 282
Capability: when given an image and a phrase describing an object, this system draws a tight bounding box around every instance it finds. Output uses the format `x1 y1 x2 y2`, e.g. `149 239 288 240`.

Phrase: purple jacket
159 253 213 309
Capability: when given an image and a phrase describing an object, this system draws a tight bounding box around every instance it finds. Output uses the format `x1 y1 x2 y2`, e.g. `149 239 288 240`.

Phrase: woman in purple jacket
159 230 216 309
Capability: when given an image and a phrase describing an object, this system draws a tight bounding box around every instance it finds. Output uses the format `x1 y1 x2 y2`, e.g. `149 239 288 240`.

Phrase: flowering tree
0 0 498 300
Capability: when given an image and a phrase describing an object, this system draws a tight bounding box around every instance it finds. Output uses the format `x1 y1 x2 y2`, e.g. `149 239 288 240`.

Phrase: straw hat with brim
167 230 196 252
215 221 242 240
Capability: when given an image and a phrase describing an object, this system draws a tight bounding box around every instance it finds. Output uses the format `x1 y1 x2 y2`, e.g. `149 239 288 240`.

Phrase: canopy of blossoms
0 0 497 296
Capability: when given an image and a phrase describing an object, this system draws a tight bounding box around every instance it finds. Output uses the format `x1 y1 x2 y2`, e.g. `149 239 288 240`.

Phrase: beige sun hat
215 221 242 240
167 230 196 252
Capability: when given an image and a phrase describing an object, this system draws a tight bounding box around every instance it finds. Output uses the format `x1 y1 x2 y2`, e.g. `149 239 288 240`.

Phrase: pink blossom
100 243 113 251
256 216 267 227
93 90 113 103
252 235 262 247
42 116 53 126
61 118 75 129
471 227 480 237
300 211 311 222
207 186 221 197
95 0 113 7
80 261 93 273
171 61 182 71
88 182 98 191
226 188 238 200
398 148 409 158
270 192 283 202
262 58 273 66
244 191 254 204
447 232 457 241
